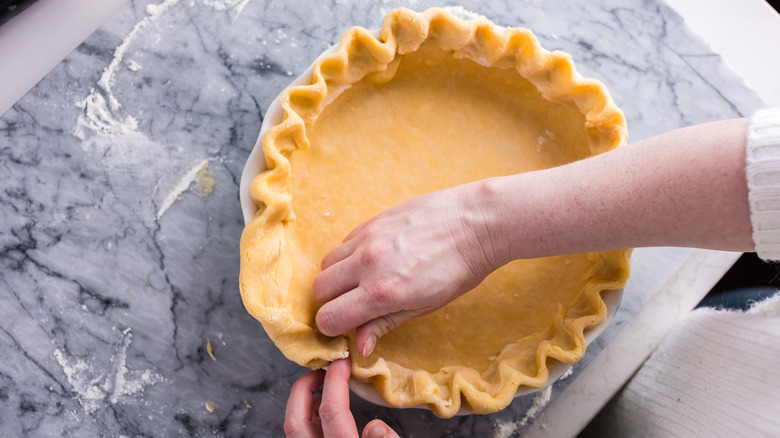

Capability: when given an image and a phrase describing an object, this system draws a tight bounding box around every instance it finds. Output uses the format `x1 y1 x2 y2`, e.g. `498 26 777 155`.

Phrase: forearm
473 118 755 263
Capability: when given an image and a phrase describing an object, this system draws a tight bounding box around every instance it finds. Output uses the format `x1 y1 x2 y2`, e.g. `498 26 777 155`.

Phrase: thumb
355 310 419 357
362 419 399 438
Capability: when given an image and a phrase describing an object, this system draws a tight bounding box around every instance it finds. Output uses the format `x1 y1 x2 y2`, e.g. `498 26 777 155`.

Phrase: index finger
319 358 359 438
321 238 357 271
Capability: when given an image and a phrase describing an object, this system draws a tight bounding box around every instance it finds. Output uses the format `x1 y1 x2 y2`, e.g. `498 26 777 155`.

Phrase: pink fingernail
362 335 377 357
365 423 391 438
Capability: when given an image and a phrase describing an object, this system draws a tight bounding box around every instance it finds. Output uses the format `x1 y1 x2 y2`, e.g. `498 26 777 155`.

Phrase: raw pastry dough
240 7 631 418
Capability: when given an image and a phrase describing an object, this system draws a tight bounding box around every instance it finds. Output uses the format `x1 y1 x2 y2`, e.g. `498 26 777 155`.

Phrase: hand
313 183 501 356
284 358 399 438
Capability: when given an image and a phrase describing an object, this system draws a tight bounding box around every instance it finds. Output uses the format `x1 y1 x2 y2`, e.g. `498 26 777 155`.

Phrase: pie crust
239 7 631 418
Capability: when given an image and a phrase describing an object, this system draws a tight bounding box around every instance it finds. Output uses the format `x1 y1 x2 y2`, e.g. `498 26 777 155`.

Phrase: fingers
315 284 394 337
321 212 387 270
362 419 400 438
312 396 322 429
313 257 360 303
284 370 326 438
285 361 397 438
342 213 383 244
320 239 356 271
319 358 359 438
354 311 419 356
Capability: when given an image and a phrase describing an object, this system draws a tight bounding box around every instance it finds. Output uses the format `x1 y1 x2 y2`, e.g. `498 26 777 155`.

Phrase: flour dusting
203 0 249 11
203 0 250 21
71 0 211 223
75 0 180 143
156 159 210 219
53 350 105 414
74 92 138 140
127 60 142 72
53 328 163 413
443 5 484 21
492 386 553 438
101 0 182 111
492 421 518 438
379 0 420 17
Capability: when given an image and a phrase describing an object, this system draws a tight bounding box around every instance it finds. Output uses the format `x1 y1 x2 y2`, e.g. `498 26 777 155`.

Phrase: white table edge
663 0 780 107
0 0 129 117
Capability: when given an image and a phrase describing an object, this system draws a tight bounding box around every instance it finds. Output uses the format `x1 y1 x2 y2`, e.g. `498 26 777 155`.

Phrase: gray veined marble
0 0 764 436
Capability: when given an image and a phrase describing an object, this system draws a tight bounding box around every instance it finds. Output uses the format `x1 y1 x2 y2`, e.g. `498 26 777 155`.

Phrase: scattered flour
203 0 250 21
53 328 163 414
492 386 553 438
492 421 518 438
442 5 484 21
74 92 139 140
101 0 182 111
53 349 105 414
127 60 142 72
203 0 249 11
381 0 418 3
558 366 574 381
71 0 220 223
74 0 179 140
378 0 421 17
109 328 164 404
156 159 210 219
518 386 553 427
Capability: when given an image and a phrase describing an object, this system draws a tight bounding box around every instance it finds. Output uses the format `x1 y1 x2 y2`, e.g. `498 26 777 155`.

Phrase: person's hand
284 358 398 438
313 183 503 356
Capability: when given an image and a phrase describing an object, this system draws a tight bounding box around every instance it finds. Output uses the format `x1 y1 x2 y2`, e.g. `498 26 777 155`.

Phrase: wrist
465 171 574 263
458 177 518 270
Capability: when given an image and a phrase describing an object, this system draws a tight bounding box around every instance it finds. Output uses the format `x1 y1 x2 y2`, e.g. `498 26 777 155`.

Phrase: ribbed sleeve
746 108 780 261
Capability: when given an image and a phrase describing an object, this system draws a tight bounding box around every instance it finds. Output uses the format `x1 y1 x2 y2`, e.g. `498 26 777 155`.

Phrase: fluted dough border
239 7 630 417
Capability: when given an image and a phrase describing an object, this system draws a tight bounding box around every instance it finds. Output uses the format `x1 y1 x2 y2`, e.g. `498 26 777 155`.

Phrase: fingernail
361 335 377 357
364 423 391 438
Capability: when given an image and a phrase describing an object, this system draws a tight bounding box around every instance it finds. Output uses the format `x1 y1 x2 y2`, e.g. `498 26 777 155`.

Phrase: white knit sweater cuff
746 108 780 261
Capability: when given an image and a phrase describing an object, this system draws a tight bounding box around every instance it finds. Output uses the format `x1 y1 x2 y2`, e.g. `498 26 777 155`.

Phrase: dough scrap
239 7 631 418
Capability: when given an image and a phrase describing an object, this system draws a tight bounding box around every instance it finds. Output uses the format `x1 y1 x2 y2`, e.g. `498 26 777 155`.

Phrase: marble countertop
0 0 767 436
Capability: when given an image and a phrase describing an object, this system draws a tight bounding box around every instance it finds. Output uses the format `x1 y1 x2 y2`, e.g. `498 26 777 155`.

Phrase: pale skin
285 118 756 437
284 358 399 438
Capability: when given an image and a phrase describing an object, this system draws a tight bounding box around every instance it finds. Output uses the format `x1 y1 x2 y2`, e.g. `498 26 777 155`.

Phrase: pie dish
239 7 631 418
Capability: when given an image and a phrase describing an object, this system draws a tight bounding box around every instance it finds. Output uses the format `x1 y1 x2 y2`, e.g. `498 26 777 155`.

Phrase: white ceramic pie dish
239 35 624 416
347 287 622 415
239 43 339 225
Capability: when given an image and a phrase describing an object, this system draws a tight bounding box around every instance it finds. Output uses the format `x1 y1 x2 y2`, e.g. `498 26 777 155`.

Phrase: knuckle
376 315 399 334
283 419 301 438
317 401 341 424
361 221 380 237
367 277 402 308
358 241 386 267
